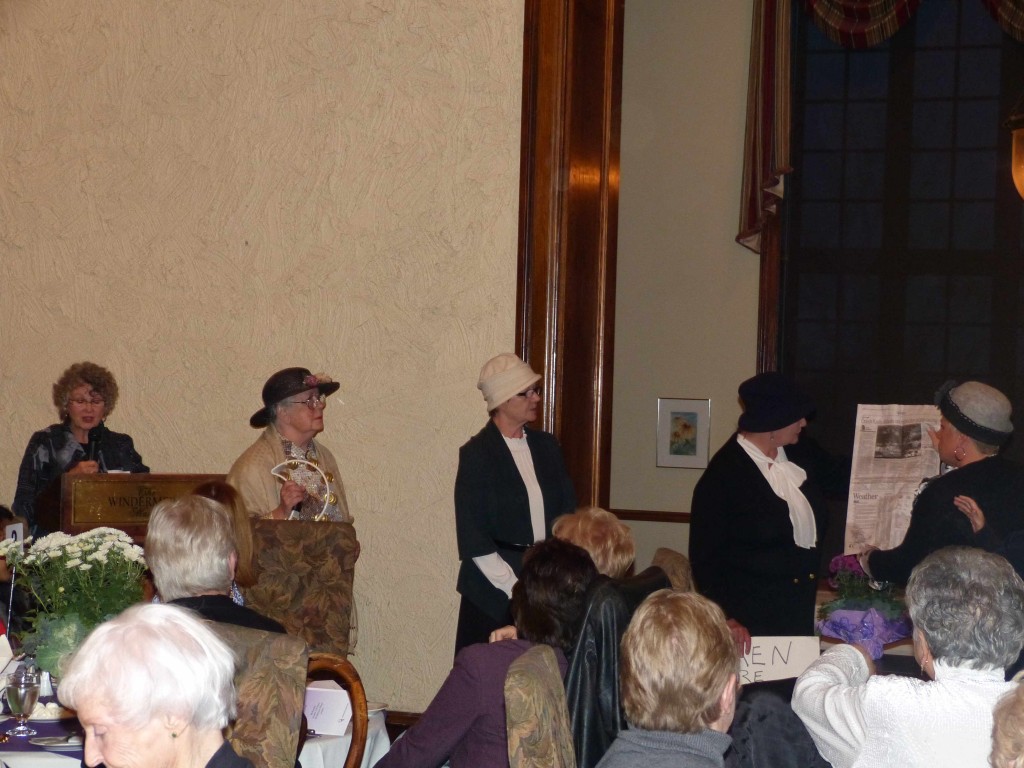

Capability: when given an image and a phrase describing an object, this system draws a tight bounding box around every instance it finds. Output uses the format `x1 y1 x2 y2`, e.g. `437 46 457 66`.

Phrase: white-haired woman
146 495 284 634
454 353 576 653
59 602 251 768
793 547 1024 768
596 590 738 768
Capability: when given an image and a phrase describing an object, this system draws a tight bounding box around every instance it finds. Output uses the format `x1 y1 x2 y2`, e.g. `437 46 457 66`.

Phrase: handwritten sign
739 636 819 685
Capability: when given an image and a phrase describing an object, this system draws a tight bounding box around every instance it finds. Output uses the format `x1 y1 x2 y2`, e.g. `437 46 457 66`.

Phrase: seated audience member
555 507 749 768
553 506 635 578
59 602 253 768
376 538 598 768
793 547 1024 768
146 495 284 634
993 684 1024 768
194 480 257 605
596 590 737 768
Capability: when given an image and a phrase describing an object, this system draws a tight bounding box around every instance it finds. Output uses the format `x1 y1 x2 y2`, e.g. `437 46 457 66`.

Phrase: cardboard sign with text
739 636 819 685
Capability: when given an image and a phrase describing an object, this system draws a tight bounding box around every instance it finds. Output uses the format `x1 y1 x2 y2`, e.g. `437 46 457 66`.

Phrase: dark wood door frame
516 0 624 509
517 1 779 516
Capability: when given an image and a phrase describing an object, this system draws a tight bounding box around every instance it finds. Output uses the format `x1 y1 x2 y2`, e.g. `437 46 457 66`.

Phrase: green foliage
3 528 146 674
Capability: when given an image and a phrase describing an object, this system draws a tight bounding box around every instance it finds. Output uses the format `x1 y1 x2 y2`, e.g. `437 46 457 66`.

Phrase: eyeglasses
68 397 105 407
284 394 327 410
515 386 542 399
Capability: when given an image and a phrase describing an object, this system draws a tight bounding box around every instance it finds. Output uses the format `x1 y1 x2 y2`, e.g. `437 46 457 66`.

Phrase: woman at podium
12 361 148 535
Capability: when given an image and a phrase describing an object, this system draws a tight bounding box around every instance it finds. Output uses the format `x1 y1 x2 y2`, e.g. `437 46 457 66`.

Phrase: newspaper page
844 404 942 553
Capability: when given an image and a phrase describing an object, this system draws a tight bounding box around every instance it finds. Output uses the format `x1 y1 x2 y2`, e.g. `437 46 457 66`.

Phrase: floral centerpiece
0 527 146 674
817 553 911 659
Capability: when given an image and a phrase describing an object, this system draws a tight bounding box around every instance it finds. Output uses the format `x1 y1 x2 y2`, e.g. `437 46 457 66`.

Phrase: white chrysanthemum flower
78 564 92 571
65 558 82 568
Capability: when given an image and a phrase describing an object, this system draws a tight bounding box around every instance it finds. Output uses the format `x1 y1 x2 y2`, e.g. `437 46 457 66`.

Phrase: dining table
0 708 391 768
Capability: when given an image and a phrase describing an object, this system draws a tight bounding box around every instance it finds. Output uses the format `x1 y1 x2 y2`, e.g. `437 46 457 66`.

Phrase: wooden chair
651 546 694 592
307 652 369 768
209 622 309 768
504 644 576 768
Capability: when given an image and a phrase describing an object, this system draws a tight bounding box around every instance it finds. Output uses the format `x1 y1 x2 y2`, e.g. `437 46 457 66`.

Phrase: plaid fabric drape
737 0 793 253
801 0 923 48
981 0 1024 42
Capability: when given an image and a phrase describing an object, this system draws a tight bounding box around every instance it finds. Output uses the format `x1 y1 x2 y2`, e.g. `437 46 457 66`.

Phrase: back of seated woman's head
511 538 598 651
145 495 236 601
620 590 736 734
907 547 1024 670
59 603 237 730
552 507 635 579
993 684 1024 768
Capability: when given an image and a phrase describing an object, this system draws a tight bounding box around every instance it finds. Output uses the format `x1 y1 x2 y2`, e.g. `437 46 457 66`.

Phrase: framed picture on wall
656 398 711 469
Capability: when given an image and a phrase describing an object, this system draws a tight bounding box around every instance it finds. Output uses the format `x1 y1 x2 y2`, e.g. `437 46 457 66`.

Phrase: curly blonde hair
52 362 119 419
992 685 1024 768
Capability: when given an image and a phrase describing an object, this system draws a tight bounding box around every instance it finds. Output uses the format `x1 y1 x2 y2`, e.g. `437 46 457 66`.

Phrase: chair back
651 547 694 591
210 622 310 768
504 644 576 768
245 519 358 656
307 652 369 768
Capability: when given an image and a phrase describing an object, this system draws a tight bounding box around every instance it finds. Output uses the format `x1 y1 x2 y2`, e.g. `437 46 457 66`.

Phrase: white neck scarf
736 434 817 549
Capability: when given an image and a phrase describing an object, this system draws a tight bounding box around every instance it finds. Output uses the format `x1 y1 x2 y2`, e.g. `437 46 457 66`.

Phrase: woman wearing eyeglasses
453 353 577 654
227 367 350 522
13 361 149 535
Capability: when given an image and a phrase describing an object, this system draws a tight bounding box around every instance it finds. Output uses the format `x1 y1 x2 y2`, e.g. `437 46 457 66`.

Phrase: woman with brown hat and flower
860 380 1024 586
689 371 842 637
453 353 577 654
226 367 350 522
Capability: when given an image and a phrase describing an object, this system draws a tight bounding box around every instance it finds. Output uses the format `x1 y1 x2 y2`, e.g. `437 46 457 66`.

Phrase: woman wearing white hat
453 353 577 654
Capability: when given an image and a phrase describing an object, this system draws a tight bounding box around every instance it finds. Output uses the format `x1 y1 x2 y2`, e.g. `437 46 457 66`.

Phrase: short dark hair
511 538 598 651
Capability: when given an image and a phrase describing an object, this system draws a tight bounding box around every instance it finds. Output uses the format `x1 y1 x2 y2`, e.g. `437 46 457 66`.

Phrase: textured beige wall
0 0 523 710
611 0 758 531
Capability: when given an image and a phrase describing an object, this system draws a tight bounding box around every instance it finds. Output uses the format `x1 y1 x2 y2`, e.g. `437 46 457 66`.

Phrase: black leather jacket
564 566 671 768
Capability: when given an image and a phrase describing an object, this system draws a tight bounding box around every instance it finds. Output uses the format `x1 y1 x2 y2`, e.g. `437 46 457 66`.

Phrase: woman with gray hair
146 494 284 633
58 602 252 768
860 380 1024 585
793 547 1024 768
227 367 350 522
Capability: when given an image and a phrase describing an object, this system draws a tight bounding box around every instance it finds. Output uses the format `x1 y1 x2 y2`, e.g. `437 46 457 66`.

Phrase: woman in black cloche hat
688 372 833 637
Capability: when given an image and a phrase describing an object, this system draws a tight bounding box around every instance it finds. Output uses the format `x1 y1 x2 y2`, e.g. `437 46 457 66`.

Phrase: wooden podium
53 473 224 540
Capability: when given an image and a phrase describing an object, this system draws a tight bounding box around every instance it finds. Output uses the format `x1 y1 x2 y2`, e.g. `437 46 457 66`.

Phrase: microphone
87 426 103 462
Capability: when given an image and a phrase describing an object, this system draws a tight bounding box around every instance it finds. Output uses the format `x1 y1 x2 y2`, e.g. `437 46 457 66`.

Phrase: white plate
29 712 75 722
29 736 82 751
367 701 387 713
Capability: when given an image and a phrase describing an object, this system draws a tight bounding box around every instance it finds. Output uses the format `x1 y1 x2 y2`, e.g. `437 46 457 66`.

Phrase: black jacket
454 420 576 622
689 435 831 637
869 455 1024 585
564 566 671 768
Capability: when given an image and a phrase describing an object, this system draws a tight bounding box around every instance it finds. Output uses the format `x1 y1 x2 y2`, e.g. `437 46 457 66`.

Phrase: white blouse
792 644 1015 768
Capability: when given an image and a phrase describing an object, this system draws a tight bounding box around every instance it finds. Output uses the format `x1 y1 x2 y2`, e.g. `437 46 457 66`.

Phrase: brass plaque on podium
59 473 224 540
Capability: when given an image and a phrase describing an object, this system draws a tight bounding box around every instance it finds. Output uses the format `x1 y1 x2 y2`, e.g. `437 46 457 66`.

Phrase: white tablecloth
300 709 390 768
0 710 391 768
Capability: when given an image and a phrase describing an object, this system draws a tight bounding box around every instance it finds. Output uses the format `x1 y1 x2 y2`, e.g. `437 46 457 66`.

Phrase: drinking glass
5 671 40 737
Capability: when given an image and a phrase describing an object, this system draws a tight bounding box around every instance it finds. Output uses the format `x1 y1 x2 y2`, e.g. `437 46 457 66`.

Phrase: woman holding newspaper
860 380 1024 585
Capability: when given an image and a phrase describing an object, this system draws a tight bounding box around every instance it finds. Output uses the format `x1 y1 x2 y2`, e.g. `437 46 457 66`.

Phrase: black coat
689 435 830 637
564 566 671 768
868 455 1024 585
454 420 576 622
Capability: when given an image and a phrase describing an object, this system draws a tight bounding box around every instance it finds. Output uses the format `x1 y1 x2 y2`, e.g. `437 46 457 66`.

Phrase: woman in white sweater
792 546 1024 768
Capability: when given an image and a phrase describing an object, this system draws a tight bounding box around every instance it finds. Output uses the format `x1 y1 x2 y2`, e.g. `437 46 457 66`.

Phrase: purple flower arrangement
817 553 911 659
